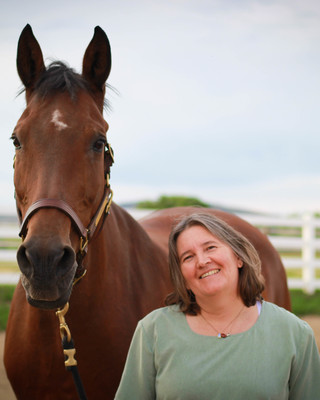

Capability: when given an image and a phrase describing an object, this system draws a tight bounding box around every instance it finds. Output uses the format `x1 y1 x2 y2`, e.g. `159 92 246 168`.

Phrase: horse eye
93 139 106 153
11 135 21 149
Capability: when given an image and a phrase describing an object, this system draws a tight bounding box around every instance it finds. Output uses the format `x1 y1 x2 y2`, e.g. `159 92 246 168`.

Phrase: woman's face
177 225 243 304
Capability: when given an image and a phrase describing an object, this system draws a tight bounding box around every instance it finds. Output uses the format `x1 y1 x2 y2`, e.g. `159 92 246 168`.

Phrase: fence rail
242 213 320 294
1 212 320 293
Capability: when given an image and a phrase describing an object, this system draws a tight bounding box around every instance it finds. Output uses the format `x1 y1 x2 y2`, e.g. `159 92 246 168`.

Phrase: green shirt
115 301 320 399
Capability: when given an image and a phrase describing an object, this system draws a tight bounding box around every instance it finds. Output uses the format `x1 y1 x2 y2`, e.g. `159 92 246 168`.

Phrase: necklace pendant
218 333 230 339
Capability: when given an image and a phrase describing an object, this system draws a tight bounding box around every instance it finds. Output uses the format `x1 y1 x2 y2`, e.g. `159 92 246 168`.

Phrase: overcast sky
1 0 320 215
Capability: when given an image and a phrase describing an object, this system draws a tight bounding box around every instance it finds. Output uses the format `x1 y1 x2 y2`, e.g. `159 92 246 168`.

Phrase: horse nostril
57 246 76 278
17 244 32 278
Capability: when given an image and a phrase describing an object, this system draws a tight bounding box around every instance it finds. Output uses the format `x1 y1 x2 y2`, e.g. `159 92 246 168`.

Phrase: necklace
200 305 245 339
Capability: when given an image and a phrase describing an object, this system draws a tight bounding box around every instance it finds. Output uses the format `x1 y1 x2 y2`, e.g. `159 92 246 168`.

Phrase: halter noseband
16 143 114 273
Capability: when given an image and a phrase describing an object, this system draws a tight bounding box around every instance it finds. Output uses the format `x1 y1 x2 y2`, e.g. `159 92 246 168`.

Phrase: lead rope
56 302 88 400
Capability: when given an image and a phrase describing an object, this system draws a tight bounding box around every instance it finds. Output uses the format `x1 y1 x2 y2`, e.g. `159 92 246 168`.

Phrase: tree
137 195 210 209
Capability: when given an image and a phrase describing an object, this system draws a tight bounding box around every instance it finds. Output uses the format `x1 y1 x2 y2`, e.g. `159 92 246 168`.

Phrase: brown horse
4 25 290 400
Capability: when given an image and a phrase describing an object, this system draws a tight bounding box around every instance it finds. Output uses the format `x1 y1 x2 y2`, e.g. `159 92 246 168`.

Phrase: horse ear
17 24 45 98
82 26 112 93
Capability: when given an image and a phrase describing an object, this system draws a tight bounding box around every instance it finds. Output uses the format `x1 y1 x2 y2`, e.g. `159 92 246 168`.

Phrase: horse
4 25 291 400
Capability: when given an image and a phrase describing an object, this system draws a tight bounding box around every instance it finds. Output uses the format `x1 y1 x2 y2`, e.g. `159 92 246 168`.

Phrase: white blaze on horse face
51 109 68 131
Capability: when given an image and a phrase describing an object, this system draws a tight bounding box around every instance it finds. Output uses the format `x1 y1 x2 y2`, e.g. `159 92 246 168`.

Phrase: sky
1 0 320 216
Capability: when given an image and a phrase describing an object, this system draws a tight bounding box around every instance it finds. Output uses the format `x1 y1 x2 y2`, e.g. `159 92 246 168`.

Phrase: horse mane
19 61 112 109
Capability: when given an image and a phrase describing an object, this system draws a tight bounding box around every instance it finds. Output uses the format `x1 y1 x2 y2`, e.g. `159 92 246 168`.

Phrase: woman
115 213 320 399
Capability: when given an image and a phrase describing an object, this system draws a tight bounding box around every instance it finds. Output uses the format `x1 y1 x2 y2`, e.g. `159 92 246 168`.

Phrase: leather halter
16 143 114 273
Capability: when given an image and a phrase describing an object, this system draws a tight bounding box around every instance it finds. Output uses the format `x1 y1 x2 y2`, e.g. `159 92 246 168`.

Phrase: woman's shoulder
262 301 313 335
262 300 302 320
139 304 182 330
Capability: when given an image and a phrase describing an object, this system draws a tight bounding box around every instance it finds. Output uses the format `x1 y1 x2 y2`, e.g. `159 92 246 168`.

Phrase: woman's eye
207 246 216 251
93 139 106 152
11 135 21 149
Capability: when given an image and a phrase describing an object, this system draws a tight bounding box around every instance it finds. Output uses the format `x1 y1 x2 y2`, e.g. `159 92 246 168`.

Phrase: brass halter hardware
56 303 77 367
56 302 72 341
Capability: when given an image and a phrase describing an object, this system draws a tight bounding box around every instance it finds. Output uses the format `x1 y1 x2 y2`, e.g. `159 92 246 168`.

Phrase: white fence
0 224 19 263
1 212 320 293
242 213 320 294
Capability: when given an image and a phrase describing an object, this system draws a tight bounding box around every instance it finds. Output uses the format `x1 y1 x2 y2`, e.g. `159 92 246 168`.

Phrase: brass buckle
64 348 77 367
56 303 71 342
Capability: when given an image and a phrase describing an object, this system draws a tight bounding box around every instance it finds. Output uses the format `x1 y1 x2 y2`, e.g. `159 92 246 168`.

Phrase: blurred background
1 0 320 216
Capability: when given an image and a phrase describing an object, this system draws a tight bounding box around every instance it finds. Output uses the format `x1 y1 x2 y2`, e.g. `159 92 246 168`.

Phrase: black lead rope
62 336 88 400
56 303 88 400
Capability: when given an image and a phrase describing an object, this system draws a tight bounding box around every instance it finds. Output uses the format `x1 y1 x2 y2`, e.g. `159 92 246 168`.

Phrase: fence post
302 213 316 294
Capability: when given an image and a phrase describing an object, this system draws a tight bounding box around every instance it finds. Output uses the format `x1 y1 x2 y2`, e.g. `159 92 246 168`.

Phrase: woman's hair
165 213 265 315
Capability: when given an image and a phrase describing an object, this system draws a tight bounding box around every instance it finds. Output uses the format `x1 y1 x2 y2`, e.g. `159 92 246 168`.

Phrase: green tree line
137 195 210 209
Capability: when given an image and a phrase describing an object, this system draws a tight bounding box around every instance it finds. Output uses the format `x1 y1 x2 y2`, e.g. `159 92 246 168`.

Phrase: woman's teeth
200 269 220 279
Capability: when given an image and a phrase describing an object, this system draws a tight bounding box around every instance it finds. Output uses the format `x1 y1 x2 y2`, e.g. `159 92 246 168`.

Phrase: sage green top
115 301 320 400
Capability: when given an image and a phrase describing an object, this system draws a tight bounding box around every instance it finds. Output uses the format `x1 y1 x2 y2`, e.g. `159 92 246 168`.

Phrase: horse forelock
19 61 111 109
34 61 89 100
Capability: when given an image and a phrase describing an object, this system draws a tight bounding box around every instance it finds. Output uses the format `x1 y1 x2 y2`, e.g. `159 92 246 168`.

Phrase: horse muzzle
17 237 77 309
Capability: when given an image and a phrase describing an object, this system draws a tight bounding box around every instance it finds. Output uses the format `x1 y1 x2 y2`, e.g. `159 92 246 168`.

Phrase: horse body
4 25 290 399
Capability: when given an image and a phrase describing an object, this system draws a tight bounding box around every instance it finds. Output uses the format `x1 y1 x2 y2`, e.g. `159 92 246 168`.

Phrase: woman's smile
199 269 221 279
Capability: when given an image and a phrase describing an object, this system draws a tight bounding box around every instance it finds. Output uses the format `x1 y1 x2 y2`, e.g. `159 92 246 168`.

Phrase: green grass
0 285 319 331
290 290 320 316
0 285 15 331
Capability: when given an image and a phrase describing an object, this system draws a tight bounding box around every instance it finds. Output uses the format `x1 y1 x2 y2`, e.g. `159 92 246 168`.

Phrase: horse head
12 24 113 309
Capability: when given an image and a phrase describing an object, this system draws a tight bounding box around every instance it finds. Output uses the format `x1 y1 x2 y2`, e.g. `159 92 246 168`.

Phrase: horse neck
75 202 169 307
79 203 158 281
